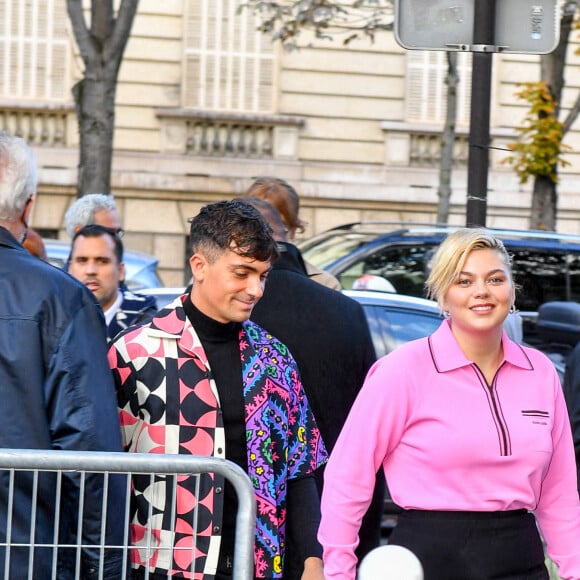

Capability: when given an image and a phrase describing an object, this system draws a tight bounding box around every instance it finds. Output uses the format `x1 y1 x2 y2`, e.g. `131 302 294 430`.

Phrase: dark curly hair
188 200 279 263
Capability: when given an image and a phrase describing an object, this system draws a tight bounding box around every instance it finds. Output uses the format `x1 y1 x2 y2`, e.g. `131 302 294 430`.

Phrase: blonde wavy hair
426 228 514 309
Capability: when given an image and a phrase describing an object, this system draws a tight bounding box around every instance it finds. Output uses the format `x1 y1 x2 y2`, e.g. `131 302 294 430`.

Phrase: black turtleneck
183 296 246 574
182 295 322 579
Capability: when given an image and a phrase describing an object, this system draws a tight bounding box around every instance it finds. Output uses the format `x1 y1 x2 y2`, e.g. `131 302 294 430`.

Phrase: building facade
2 0 580 284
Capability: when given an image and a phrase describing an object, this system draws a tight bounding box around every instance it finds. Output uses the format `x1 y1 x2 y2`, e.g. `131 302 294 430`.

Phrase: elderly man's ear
16 195 35 243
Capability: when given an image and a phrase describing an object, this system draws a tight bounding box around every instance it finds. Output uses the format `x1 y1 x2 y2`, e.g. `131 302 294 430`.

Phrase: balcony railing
0 101 74 146
155 108 305 161
381 121 516 169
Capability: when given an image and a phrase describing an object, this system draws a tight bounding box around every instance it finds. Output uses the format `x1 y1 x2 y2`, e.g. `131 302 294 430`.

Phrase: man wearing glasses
64 192 125 238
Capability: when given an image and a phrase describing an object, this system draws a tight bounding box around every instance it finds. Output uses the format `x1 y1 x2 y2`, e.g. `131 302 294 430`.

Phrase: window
405 50 472 125
362 304 442 359
183 0 275 113
509 249 580 311
0 0 69 100
339 244 437 296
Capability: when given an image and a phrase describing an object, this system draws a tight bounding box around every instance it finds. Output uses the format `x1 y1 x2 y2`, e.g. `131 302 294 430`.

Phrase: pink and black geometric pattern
109 298 327 579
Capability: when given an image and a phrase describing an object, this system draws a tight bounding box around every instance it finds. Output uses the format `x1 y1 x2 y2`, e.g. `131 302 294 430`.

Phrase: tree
504 1 580 230
66 0 140 197
437 52 459 224
241 1 462 224
241 0 393 49
503 82 570 230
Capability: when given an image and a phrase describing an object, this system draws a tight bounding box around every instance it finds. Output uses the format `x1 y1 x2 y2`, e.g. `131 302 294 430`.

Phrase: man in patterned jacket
108 200 327 580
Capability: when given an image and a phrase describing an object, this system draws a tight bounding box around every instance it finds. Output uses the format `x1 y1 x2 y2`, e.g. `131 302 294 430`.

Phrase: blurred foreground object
358 545 423 580
23 228 47 261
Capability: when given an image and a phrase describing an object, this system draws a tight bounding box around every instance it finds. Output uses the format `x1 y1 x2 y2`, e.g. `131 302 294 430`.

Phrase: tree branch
105 0 140 67
242 0 394 48
66 0 97 67
563 90 580 135
92 0 114 46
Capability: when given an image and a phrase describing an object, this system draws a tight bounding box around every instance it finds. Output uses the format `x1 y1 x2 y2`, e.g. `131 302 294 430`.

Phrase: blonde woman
318 228 580 580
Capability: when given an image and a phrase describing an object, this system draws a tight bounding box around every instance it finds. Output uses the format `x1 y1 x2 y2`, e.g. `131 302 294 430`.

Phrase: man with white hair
0 133 126 577
64 192 123 238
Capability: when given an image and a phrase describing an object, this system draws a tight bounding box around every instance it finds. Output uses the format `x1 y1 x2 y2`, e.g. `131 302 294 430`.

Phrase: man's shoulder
242 319 298 362
0 251 105 341
243 318 279 341
5 250 93 303
304 260 342 291
109 315 153 347
120 289 158 313
111 298 182 345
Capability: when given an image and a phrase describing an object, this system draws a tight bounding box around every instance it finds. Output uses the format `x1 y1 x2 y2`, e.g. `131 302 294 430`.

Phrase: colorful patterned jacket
108 296 327 579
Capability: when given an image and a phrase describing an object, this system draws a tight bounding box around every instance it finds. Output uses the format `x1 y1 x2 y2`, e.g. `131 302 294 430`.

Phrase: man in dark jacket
0 134 126 578
242 194 384 575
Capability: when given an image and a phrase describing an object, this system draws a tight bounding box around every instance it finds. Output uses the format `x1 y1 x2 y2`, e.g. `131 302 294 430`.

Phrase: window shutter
405 51 472 125
183 0 275 113
0 0 69 101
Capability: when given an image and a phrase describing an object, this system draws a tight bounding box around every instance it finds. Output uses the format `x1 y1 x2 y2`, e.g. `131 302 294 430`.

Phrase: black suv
299 222 580 317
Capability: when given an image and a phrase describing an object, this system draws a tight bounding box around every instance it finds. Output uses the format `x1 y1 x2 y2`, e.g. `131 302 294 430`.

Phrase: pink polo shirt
319 320 580 580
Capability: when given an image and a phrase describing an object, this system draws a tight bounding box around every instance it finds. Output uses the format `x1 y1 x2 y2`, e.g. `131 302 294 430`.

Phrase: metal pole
465 0 497 227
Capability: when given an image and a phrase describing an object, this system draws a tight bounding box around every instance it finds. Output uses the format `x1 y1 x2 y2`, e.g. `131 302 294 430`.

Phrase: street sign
395 0 560 54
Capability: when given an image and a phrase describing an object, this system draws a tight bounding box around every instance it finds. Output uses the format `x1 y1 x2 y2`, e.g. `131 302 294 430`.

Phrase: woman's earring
509 304 517 314
443 310 451 318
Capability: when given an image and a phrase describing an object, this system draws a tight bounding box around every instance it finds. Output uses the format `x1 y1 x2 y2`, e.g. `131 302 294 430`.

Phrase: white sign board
395 0 560 54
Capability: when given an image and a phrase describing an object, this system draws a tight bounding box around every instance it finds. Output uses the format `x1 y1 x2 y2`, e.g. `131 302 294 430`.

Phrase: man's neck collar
103 291 123 326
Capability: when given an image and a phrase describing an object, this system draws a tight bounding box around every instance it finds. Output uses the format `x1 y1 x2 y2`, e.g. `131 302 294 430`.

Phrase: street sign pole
465 0 496 227
395 0 560 228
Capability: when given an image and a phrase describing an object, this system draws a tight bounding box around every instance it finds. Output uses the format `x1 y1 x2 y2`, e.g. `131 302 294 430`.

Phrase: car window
300 233 372 269
509 248 580 311
363 304 442 359
124 265 162 291
47 256 66 269
339 244 437 296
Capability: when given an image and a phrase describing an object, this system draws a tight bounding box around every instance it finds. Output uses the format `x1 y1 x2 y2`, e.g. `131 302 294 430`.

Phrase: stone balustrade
0 101 74 146
381 121 516 169
156 108 305 161
409 130 469 167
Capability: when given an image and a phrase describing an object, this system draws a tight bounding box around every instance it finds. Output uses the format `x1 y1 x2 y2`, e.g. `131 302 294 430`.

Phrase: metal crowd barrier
0 449 256 580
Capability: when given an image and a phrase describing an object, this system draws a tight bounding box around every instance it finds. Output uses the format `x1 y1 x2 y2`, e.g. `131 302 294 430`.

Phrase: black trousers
387 509 549 580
